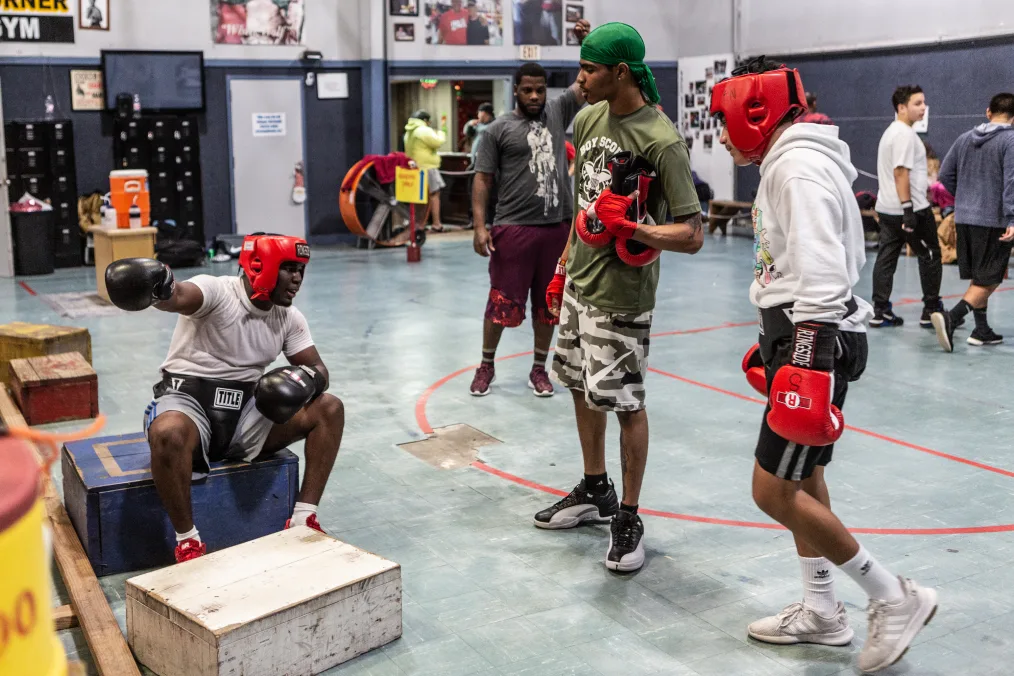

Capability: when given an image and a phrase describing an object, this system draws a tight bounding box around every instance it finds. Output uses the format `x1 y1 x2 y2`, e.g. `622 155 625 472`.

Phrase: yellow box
0 322 91 387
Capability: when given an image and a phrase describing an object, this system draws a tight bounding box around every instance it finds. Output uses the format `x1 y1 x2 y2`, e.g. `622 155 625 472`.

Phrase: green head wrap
579 22 660 105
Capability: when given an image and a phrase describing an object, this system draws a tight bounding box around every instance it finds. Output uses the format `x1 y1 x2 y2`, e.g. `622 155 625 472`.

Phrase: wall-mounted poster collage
212 0 305 45
681 58 727 152
390 1 585 47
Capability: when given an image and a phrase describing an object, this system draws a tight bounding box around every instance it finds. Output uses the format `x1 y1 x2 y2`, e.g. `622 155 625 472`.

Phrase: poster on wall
514 0 562 46
390 0 419 16
70 69 104 111
425 0 502 46
79 0 109 31
211 0 304 45
0 1 75 43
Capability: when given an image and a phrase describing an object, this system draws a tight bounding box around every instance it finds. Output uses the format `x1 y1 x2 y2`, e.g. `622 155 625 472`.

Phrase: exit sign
519 44 541 61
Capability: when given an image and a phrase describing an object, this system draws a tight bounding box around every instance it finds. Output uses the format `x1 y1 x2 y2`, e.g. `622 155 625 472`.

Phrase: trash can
12 211 55 275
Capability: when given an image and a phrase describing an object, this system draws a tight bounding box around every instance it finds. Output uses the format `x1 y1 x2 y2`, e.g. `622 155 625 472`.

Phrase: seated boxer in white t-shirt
104 233 343 563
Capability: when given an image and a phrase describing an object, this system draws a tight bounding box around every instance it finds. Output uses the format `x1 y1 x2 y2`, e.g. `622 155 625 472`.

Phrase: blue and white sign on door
252 112 287 137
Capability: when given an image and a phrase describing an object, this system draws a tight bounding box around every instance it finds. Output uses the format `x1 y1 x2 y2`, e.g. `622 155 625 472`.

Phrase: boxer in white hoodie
710 58 938 674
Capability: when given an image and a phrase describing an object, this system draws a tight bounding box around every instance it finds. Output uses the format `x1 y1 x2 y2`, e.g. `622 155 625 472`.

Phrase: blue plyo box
62 433 299 576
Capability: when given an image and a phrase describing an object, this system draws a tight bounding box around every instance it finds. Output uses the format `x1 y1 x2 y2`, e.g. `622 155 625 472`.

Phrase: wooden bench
707 200 753 235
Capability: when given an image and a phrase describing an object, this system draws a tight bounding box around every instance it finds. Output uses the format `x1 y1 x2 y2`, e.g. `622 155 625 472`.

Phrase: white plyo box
126 527 402 676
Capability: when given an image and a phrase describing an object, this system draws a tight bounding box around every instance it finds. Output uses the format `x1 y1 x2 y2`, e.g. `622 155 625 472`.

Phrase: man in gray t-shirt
468 24 590 399
475 89 580 225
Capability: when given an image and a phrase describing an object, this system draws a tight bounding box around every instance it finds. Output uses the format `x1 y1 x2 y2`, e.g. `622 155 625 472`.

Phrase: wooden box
62 434 299 576
126 527 403 676
89 226 157 303
10 352 98 425
0 322 91 386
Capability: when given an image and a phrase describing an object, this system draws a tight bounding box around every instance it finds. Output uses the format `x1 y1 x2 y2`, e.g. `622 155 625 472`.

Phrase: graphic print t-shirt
438 9 469 45
475 89 581 226
567 102 700 314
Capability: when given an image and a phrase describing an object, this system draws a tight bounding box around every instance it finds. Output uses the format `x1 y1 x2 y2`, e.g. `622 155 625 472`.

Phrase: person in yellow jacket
404 110 447 231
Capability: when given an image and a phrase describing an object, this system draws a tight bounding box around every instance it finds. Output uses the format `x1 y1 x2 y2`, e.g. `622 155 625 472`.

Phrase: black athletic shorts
956 224 1013 287
754 304 868 482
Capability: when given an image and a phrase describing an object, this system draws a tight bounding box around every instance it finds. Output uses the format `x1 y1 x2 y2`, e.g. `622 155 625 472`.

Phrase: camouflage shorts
550 282 653 412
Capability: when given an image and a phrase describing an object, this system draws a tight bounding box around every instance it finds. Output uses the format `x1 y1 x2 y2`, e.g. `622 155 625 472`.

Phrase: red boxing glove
545 259 566 317
592 189 638 239
766 322 844 447
741 343 767 396
575 208 613 248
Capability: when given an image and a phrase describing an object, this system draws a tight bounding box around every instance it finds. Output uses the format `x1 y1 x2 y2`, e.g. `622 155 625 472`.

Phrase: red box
10 352 98 425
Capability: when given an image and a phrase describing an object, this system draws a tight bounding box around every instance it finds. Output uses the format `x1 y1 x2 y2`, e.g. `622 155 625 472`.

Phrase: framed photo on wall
79 0 110 31
390 1 419 17
394 23 415 42
70 69 104 110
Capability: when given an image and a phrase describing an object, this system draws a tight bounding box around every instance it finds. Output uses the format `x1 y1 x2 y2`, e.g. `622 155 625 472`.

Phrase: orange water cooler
108 169 150 228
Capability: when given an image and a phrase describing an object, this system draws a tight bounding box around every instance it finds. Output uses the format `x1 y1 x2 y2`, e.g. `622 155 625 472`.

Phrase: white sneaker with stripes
747 601 854 646
858 577 938 673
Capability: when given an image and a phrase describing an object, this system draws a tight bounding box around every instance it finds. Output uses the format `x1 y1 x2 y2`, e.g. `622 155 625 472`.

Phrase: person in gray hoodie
931 93 1014 351
711 58 938 674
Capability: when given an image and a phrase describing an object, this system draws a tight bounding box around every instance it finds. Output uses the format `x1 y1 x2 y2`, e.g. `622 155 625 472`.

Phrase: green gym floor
6 233 1014 676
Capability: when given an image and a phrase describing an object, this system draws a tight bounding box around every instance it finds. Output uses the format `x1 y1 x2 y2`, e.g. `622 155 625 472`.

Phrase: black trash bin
12 210 55 275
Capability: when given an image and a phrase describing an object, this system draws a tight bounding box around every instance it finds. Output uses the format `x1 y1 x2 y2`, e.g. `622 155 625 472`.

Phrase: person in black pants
871 85 945 328
931 92 1014 351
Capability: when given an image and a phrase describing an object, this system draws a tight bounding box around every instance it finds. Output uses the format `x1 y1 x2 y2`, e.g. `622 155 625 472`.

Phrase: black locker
54 199 76 226
50 146 73 173
17 147 48 175
53 223 82 268
10 121 42 147
22 174 50 200
50 121 73 147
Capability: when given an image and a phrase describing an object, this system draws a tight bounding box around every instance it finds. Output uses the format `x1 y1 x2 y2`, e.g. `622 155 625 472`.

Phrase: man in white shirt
104 234 344 563
871 85 945 328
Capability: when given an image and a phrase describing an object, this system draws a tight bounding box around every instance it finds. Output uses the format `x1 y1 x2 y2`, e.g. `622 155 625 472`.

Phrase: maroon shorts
486 222 570 327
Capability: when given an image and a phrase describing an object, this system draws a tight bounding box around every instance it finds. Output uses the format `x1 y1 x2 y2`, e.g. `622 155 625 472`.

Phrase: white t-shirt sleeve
779 178 852 325
282 307 315 357
891 128 917 171
187 275 228 319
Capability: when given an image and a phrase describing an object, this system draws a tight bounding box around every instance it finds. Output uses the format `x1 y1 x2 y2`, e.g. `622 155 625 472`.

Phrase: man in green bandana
534 22 704 573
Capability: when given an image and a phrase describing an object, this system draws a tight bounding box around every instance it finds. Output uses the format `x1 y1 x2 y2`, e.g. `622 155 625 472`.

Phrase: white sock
799 556 838 616
289 502 317 527
176 526 200 544
839 545 904 602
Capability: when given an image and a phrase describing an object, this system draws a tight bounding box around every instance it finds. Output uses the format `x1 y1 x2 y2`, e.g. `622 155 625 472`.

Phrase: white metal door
229 78 306 237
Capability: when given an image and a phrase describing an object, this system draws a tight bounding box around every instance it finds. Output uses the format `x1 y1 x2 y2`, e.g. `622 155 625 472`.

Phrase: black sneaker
606 510 645 572
920 302 944 328
533 479 618 530
930 311 954 352
870 303 904 328
967 328 1003 346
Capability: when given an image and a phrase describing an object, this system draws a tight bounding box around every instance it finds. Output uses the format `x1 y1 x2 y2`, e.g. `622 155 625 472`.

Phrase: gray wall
735 36 1014 201
738 0 1014 56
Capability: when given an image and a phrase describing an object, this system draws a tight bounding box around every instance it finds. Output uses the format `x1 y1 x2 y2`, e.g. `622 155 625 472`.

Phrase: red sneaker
174 538 206 563
469 363 495 396
528 365 554 398
286 513 327 534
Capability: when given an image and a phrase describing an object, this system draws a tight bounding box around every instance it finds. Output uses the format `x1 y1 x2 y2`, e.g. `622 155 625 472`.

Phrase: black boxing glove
104 258 175 311
254 365 326 425
901 201 918 233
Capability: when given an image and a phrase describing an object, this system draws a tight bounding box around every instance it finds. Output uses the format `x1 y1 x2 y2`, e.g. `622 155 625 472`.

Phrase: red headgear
238 234 310 301
709 64 806 164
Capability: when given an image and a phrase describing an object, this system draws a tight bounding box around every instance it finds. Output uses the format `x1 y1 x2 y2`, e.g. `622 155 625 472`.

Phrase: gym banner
211 0 305 46
0 0 75 43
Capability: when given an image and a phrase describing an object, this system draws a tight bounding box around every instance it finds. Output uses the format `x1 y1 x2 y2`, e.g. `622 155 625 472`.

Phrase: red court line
18 281 36 295
415 321 755 435
894 286 1012 306
418 319 1014 535
469 460 1014 535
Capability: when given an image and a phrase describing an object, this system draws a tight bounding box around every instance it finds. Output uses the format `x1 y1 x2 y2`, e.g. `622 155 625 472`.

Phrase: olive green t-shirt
567 102 700 314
